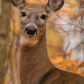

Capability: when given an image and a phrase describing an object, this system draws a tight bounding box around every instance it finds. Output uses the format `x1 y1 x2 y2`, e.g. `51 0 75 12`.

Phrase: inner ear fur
12 0 25 7
46 0 64 14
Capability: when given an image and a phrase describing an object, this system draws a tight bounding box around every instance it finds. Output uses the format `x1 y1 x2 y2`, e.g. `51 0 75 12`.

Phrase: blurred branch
55 14 84 30
63 42 70 57
48 21 84 34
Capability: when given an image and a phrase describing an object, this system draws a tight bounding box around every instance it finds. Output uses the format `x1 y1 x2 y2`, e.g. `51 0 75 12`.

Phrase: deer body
20 31 84 84
5 0 84 84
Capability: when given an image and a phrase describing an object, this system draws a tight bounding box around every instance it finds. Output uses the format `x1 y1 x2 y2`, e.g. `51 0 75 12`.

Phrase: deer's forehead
23 3 46 13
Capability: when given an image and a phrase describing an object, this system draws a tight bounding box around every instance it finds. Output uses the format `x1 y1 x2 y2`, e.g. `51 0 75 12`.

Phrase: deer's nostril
25 25 37 35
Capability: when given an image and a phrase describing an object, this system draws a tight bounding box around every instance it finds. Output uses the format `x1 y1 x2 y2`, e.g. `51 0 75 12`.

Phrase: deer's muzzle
24 25 37 35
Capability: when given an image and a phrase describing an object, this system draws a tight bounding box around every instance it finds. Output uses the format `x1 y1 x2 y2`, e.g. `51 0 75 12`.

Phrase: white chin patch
20 36 29 44
20 36 39 46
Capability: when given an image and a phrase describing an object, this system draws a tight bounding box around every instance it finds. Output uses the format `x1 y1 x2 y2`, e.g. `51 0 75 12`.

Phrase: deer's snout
25 25 37 35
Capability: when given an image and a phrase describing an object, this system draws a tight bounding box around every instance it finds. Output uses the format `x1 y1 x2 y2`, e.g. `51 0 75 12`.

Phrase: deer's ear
46 0 64 14
12 0 25 8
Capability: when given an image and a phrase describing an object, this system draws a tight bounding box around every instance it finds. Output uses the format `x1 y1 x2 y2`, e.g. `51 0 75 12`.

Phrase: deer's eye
21 12 26 17
41 14 47 20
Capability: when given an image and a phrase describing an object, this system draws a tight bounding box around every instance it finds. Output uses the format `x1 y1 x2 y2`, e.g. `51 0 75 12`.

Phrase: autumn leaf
81 61 84 67
72 67 78 73
55 54 64 63
50 54 64 64
63 60 74 68
71 59 79 64
68 49 72 58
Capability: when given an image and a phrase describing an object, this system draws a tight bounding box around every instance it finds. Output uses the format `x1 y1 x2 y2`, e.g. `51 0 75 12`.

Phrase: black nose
25 25 37 35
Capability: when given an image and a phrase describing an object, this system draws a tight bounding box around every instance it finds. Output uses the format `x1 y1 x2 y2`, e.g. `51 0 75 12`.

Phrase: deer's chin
20 32 41 47
20 34 39 48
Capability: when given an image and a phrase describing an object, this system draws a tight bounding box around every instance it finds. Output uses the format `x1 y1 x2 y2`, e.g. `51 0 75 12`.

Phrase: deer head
12 0 64 48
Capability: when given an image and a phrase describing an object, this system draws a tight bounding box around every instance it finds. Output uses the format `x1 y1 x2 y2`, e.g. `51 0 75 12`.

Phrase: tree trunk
0 0 11 83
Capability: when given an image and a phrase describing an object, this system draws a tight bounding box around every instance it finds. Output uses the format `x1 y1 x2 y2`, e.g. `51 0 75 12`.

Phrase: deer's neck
20 32 55 84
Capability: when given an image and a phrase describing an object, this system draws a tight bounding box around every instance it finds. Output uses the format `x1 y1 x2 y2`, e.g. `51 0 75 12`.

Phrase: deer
4 0 84 84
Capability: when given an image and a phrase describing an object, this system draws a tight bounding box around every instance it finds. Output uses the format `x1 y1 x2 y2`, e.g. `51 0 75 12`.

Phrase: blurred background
0 0 84 83
46 0 84 76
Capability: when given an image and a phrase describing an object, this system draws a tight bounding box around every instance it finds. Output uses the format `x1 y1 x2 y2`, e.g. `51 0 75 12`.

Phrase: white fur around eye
39 12 47 17
20 9 29 18
38 13 47 25
21 17 26 22
39 18 46 25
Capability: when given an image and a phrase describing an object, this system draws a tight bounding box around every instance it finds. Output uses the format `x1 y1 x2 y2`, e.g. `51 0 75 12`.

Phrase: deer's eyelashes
40 14 47 20
21 12 26 17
